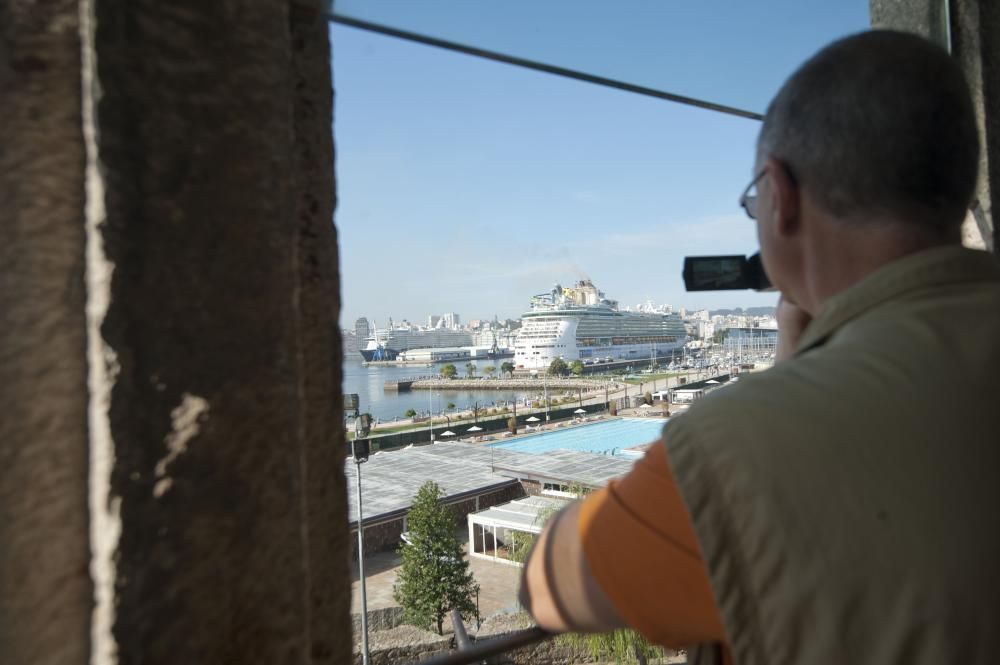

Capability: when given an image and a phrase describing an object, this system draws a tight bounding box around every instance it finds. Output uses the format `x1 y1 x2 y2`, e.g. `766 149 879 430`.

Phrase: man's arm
517 443 726 647
518 501 627 633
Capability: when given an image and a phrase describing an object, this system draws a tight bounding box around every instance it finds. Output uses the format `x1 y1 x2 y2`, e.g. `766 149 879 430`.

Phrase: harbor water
343 356 551 422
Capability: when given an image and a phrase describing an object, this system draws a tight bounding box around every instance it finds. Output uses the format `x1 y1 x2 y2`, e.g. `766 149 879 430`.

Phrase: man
519 31 1000 665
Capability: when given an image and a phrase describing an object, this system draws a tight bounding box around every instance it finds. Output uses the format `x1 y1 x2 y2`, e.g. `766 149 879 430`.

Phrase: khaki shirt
664 246 1000 665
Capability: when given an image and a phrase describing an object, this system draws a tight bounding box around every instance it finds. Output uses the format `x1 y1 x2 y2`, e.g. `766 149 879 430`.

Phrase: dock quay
409 378 621 391
363 360 432 367
512 355 680 377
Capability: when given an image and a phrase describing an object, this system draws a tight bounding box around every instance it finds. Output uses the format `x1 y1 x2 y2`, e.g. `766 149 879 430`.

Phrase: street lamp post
543 377 550 422
352 416 372 665
429 382 434 443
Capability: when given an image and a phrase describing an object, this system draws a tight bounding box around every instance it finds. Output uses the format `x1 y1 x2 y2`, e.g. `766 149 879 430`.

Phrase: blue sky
331 2 870 327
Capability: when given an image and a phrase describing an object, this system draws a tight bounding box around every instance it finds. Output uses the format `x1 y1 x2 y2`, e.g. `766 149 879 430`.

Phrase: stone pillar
0 4 92 664
871 0 999 252
951 0 1000 252
870 0 950 45
0 0 350 663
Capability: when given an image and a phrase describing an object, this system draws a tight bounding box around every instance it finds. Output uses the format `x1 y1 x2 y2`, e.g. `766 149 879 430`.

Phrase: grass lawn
623 372 684 385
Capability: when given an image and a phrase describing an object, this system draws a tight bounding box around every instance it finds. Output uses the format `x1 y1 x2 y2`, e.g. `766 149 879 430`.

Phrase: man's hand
775 294 812 362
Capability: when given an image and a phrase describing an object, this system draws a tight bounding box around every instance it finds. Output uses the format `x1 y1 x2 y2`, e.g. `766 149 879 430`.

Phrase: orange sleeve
578 440 726 648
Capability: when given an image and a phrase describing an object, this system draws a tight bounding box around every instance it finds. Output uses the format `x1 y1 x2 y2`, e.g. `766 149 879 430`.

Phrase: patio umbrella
526 416 540 422
574 408 587 414
706 379 720 384
440 430 456 437
467 425 483 432
639 403 653 409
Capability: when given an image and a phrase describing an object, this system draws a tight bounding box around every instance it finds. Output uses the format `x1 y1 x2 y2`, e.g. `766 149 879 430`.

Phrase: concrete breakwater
409 378 622 391
383 380 413 392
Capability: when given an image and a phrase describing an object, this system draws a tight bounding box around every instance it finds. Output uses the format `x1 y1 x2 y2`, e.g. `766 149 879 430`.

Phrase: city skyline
346 300 777 335
345 289 778 332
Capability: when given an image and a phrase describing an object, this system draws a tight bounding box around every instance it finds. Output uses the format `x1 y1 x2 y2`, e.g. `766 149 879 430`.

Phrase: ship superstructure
359 323 474 361
513 280 686 370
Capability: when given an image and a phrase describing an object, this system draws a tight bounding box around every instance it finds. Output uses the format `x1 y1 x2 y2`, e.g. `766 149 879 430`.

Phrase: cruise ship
513 280 687 370
359 324 474 361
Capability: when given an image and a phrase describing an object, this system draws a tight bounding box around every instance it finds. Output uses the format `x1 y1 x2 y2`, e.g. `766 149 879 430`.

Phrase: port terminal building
347 441 632 554
397 346 472 362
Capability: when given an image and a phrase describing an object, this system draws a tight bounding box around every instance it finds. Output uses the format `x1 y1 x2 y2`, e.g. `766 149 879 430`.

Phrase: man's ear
765 157 800 237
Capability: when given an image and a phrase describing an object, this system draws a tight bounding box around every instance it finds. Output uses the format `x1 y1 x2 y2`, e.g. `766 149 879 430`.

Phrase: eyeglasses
739 169 767 220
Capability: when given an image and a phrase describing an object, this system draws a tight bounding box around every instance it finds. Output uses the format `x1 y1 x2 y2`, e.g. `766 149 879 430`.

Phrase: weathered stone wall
0 3 91 664
952 0 1000 252
871 0 1000 251
351 614 665 665
352 606 406 636
90 1 348 661
353 625 453 665
869 0 949 44
1 1 350 663
355 516 407 555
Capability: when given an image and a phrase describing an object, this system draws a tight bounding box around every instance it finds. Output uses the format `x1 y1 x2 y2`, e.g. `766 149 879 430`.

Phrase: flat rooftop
470 495 569 533
346 441 634 525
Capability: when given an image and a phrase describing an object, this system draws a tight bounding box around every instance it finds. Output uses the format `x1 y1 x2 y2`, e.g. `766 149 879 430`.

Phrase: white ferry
513 280 687 370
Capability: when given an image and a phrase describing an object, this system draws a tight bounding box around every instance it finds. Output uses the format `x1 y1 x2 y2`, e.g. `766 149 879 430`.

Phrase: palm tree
484 365 496 378
465 362 476 378
501 361 515 378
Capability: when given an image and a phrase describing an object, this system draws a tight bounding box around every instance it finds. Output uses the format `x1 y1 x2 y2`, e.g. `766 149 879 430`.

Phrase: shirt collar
796 245 1000 354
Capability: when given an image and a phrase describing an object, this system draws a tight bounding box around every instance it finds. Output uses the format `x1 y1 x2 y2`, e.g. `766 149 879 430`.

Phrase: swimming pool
489 418 667 457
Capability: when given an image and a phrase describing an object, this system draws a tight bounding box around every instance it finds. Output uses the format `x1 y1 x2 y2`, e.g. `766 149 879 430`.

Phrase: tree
446 402 455 411
394 481 480 634
548 358 569 377
465 362 476 378
507 416 517 434
440 364 457 379
569 360 585 376
501 361 515 378
484 365 496 378
405 408 417 419
644 391 653 405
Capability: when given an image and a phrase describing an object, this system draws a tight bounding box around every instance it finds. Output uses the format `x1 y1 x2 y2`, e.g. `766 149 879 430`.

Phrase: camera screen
683 255 751 291
692 257 745 289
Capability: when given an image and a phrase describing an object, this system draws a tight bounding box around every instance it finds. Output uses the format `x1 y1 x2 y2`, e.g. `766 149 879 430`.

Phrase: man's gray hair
758 30 978 229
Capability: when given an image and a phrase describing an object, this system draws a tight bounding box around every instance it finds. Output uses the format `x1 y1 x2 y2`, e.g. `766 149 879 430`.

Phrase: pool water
489 417 667 457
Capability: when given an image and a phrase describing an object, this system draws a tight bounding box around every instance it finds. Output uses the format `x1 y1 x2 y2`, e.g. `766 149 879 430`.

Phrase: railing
411 611 553 665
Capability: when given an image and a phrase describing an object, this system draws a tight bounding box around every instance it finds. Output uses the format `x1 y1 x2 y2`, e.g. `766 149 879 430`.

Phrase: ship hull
360 347 400 362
